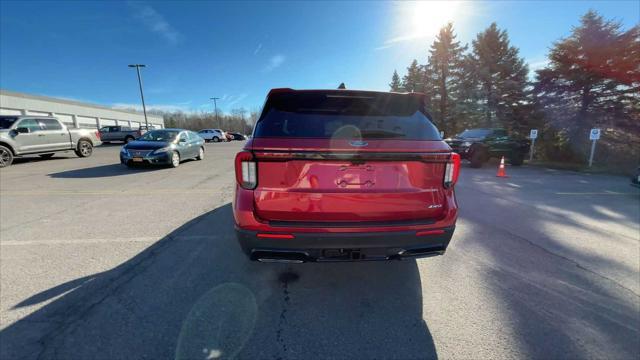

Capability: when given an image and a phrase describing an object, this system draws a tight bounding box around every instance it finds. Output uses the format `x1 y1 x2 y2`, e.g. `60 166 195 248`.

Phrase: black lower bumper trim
236 226 455 262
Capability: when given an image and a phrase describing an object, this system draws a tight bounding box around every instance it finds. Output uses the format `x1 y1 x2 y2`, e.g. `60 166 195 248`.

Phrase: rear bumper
233 182 458 262
236 226 455 262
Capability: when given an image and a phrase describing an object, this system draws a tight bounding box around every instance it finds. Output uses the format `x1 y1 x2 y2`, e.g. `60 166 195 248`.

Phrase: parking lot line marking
0 235 219 246
0 189 229 196
555 192 637 195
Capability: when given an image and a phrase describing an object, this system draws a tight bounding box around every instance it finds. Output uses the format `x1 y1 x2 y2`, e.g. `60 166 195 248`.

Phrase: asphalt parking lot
1 143 639 359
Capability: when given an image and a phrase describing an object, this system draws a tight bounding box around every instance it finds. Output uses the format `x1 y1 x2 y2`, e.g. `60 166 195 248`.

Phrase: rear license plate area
320 248 389 261
336 164 375 188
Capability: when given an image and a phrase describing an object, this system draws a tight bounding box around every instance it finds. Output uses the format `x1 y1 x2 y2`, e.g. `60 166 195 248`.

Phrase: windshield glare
138 130 179 142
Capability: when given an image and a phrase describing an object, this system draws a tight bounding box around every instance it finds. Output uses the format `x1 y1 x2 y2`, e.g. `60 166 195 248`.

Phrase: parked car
631 167 639 188
120 129 204 168
444 128 530 168
228 132 247 141
233 88 460 262
99 126 142 144
0 115 102 168
197 129 226 142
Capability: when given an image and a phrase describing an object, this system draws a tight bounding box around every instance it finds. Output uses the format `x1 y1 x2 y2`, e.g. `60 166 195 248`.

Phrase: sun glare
411 1 460 37
387 1 464 45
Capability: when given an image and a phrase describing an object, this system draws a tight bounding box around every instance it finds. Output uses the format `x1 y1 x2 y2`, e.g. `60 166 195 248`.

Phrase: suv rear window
254 92 441 140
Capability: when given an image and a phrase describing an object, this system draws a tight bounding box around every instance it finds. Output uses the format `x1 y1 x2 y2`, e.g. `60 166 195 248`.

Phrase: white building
0 89 164 129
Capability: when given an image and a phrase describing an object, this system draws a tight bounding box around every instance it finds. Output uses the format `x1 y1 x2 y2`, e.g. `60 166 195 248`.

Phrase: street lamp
128 64 149 129
210 97 220 128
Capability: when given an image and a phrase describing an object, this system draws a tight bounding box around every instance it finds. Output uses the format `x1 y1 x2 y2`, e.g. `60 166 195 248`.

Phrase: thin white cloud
128 3 181 44
374 44 393 51
254 43 263 55
225 94 248 107
263 55 285 72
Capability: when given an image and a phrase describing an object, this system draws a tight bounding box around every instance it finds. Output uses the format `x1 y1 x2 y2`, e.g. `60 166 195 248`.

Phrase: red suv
233 88 460 262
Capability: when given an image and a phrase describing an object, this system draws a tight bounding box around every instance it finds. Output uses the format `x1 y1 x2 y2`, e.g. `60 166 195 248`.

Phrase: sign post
588 128 600 167
529 129 538 161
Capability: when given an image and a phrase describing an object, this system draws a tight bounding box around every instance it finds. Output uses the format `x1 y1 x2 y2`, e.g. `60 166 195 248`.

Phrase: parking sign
529 129 538 139
590 128 601 140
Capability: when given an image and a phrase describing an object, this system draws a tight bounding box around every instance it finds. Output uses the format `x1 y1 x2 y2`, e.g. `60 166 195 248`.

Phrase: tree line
147 107 259 135
390 11 639 168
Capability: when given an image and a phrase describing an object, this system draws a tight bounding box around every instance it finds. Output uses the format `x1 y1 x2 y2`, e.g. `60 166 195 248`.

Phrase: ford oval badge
349 140 368 147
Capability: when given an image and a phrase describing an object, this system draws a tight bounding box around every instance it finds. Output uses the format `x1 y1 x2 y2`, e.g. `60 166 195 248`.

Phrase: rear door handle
38 134 45 137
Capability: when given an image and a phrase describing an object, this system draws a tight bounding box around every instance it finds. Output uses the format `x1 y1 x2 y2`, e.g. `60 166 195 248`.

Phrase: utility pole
128 64 148 129
238 108 248 135
210 97 220 128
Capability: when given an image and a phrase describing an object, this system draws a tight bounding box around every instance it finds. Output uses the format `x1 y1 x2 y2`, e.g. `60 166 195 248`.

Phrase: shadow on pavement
11 154 74 165
454 169 640 359
48 163 164 178
1 204 437 360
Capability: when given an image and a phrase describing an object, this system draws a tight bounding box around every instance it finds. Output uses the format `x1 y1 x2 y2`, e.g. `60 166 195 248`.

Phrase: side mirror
16 127 30 134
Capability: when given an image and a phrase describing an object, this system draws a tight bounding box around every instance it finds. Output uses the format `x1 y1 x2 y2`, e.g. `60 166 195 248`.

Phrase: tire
124 136 135 144
510 153 524 166
213 137 220 143
0 145 14 168
170 151 180 168
196 147 205 160
469 149 486 168
75 140 93 157
39 153 55 159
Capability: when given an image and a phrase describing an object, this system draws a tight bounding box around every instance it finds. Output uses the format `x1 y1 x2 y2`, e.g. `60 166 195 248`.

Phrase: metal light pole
210 97 220 128
128 64 149 129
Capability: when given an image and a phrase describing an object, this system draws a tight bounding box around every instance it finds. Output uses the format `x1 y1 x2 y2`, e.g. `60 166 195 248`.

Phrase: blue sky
1 1 638 114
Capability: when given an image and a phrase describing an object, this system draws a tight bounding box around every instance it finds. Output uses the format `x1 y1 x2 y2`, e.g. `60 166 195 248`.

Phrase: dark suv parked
445 128 530 168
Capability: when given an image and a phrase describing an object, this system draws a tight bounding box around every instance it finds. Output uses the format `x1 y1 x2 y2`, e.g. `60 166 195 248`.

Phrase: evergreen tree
402 59 423 92
423 23 467 135
389 70 402 91
468 23 529 130
534 10 639 154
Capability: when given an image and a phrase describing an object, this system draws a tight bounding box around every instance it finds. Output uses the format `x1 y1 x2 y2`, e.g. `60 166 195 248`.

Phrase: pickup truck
99 125 149 144
0 116 102 168
445 128 530 168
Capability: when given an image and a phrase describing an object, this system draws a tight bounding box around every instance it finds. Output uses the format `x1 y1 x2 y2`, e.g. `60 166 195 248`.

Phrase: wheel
196 147 205 160
124 136 135 144
0 145 14 168
469 150 486 168
170 151 180 168
509 153 524 166
75 140 93 157
39 153 55 159
213 137 220 143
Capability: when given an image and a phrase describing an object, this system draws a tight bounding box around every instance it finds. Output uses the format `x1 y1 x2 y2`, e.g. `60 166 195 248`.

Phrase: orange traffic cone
496 156 508 177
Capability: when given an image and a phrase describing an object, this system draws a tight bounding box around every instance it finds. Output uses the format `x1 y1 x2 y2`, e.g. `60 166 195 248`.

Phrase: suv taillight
235 151 257 189
95 131 101 140
444 153 461 188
